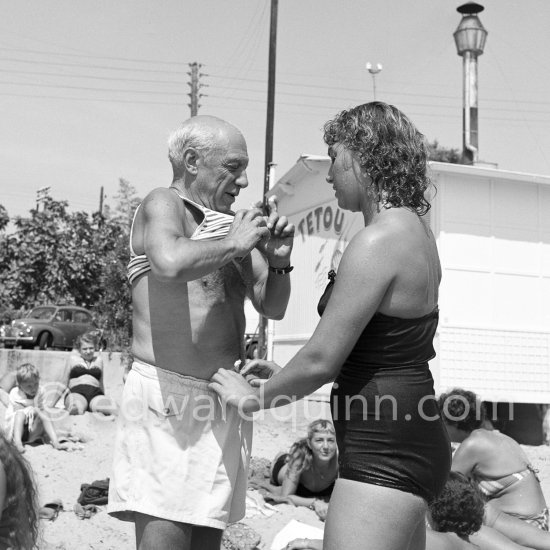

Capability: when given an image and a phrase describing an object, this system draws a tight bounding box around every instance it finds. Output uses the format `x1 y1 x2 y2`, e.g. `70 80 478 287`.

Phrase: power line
0 67 185 86
0 46 191 66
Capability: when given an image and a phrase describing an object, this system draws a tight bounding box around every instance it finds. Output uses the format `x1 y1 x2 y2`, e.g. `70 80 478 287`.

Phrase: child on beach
5 363 63 453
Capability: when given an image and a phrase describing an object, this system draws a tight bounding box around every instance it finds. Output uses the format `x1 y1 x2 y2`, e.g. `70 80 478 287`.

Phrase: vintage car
0 305 104 350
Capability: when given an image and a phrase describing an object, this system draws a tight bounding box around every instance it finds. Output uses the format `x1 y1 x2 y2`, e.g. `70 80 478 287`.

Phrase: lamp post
453 2 488 165
366 62 382 101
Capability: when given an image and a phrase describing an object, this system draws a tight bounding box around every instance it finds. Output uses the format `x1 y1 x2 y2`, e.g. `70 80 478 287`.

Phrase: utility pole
257 0 279 360
98 186 105 227
187 62 207 116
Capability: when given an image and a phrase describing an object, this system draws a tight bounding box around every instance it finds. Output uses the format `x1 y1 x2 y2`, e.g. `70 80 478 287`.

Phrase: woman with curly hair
439 388 549 542
265 420 338 512
0 431 40 549
210 102 451 550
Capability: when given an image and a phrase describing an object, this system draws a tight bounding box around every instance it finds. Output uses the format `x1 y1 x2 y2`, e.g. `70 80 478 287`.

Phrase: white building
259 156 550 411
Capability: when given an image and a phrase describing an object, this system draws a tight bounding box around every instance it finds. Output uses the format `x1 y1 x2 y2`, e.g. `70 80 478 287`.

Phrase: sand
24 399 550 550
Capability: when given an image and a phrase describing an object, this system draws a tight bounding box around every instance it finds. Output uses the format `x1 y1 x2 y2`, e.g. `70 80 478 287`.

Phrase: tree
427 140 461 164
0 179 141 349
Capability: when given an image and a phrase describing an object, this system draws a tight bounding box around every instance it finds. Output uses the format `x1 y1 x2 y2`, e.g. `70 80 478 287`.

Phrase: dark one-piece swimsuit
318 270 451 503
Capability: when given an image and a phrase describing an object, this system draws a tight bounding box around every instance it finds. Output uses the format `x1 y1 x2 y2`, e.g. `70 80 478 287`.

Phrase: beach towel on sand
270 520 324 550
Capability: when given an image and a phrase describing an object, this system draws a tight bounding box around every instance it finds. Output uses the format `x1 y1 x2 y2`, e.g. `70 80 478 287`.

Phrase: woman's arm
210 228 396 410
451 435 483 476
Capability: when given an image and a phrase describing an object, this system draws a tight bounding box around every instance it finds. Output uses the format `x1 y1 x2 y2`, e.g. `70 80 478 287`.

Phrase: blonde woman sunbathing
257 420 338 513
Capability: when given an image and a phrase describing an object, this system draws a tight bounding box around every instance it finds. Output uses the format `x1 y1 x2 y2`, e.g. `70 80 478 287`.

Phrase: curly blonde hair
323 102 431 216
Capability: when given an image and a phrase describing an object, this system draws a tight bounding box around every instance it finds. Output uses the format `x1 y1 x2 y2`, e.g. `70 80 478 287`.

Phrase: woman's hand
285 539 322 550
313 499 329 521
209 369 260 414
240 359 282 387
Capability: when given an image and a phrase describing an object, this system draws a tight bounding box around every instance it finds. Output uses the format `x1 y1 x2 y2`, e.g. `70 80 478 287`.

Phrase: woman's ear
183 148 199 176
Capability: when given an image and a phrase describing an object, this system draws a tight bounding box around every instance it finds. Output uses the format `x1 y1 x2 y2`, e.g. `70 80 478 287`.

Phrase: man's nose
326 169 333 183
236 171 249 188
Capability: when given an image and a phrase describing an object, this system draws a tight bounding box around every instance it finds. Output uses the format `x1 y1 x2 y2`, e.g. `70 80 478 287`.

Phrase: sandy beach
27 399 333 550
19 397 550 550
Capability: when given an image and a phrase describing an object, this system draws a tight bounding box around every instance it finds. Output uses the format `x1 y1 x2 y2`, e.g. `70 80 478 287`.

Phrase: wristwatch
269 264 294 274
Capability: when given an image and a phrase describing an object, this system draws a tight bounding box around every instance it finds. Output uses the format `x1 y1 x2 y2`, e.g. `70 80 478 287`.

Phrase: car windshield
26 307 56 320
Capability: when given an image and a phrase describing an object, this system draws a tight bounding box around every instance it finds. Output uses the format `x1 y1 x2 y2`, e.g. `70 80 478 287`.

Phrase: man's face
193 127 249 213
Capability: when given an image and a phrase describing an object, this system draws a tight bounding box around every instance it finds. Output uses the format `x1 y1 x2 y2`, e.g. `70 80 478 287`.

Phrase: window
55 310 72 322
73 311 91 324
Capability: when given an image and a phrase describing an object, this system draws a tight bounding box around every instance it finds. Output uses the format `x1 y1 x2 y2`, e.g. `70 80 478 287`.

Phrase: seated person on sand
258 419 338 514
4 363 64 453
439 388 548 533
285 471 531 550
64 332 115 416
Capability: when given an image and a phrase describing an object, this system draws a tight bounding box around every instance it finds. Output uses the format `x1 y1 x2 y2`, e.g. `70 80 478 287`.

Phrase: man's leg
191 525 223 550
135 513 192 550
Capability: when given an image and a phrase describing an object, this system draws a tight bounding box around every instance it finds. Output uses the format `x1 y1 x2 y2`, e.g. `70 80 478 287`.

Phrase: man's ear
183 148 200 175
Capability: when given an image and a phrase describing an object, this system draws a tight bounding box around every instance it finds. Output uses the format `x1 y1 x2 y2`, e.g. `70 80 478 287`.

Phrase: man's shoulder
140 187 190 220
141 187 176 207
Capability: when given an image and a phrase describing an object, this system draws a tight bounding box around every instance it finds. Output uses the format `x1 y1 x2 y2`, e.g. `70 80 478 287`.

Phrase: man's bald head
167 116 245 178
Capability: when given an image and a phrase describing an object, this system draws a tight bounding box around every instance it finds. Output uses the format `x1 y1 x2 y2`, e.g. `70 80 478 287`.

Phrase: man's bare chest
192 262 246 304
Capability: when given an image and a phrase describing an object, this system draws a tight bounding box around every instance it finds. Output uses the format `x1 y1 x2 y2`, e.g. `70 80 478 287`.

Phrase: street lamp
454 2 488 165
366 62 382 101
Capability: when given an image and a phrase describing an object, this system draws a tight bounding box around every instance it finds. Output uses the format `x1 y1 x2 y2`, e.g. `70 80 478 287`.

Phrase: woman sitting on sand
258 420 338 512
285 471 529 550
64 332 115 416
438 389 550 550
440 388 548 530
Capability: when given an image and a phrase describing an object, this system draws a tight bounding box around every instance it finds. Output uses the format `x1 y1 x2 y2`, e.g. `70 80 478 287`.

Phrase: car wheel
38 332 53 350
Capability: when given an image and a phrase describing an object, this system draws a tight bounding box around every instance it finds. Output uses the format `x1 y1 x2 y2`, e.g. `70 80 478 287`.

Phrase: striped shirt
127 190 235 285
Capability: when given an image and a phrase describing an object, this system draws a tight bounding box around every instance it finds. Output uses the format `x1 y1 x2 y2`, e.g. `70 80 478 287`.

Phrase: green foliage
427 140 462 164
0 179 141 350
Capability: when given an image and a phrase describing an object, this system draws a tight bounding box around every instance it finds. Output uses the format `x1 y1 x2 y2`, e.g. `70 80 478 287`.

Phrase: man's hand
227 209 271 257
254 196 295 266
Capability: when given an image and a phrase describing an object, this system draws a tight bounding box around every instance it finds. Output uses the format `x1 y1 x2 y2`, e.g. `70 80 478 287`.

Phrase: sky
1 0 549 220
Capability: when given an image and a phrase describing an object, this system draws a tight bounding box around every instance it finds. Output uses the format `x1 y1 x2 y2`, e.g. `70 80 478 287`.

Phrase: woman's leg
323 479 427 550
89 395 117 416
488 510 550 549
470 525 530 550
65 392 87 415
